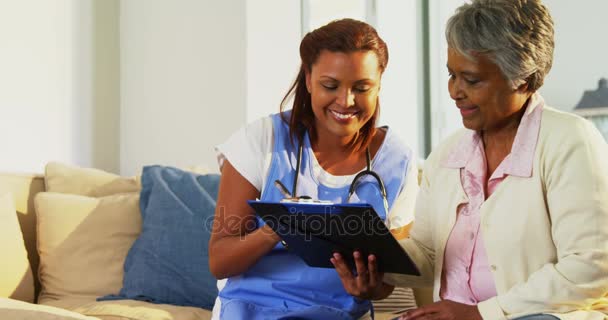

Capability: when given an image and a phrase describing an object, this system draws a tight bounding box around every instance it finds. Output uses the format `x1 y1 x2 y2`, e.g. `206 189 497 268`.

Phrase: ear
305 69 312 94
515 80 529 93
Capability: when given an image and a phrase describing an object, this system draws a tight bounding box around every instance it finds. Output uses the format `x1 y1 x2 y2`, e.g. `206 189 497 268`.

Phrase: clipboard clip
279 198 333 204
274 180 333 204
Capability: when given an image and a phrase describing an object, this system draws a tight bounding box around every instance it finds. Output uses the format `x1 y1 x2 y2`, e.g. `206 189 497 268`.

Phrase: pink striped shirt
439 94 544 305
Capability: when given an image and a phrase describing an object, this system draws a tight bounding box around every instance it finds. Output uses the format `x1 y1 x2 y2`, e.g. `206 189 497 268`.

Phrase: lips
457 105 477 117
329 109 358 121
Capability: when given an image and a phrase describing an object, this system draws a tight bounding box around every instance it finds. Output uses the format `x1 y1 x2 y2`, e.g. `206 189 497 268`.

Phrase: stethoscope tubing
287 139 389 218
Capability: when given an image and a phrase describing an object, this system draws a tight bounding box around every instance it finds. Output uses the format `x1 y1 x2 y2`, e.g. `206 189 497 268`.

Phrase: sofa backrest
0 169 434 307
0 173 44 300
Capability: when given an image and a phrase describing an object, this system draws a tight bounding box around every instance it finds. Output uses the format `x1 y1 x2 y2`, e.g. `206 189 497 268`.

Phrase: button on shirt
439 94 544 305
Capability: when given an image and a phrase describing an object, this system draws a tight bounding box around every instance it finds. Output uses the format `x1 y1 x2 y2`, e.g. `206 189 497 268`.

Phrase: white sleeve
215 117 273 192
386 157 419 230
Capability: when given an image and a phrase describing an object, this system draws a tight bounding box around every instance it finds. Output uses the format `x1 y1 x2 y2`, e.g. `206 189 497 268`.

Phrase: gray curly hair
446 0 554 91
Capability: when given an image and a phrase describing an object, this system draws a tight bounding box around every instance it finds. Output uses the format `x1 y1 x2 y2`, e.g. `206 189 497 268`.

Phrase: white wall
427 0 462 148
120 0 247 176
0 0 119 174
376 0 421 157
539 0 608 111
245 1 301 122
90 0 120 173
5 1 600 175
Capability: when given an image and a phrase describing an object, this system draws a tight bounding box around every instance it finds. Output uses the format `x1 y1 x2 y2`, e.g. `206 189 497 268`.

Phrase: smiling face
305 50 382 144
447 48 532 132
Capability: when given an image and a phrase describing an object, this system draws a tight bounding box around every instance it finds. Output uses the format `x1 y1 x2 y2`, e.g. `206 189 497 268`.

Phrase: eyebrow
446 65 479 77
319 76 337 81
319 76 375 83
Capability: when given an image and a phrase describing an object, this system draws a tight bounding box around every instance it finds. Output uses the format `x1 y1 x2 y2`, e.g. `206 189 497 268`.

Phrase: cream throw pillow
44 298 212 320
0 193 35 303
44 162 140 197
0 297 100 320
35 192 141 304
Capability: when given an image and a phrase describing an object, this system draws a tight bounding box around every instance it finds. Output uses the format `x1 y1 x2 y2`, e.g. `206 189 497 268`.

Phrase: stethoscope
274 137 389 219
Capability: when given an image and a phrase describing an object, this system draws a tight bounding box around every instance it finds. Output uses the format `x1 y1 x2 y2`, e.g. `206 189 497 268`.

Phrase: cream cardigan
386 106 608 320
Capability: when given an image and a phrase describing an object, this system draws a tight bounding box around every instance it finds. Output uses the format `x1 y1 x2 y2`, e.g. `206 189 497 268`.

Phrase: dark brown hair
280 18 389 151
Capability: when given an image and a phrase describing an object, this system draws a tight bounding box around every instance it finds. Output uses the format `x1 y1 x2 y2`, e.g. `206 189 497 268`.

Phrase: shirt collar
441 93 544 178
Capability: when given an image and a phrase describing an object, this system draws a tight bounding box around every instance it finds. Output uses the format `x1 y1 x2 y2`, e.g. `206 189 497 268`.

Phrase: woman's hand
330 251 393 300
397 300 482 320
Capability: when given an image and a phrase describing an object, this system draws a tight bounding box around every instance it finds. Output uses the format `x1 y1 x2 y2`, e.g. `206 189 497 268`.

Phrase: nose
448 77 464 101
336 88 355 108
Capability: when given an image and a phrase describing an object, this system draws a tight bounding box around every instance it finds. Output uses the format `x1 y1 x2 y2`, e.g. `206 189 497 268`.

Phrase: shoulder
536 106 608 185
268 111 291 127
247 115 274 134
228 116 274 151
539 106 604 148
541 106 589 131
380 127 414 160
216 115 274 164
425 129 468 169
416 129 468 188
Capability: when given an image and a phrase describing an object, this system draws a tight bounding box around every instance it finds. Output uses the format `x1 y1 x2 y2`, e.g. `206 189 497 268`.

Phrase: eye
464 78 480 85
448 72 479 85
354 86 371 93
321 84 337 90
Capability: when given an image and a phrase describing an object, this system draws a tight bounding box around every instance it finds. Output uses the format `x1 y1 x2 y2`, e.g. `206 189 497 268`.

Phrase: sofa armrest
413 287 433 307
0 173 45 300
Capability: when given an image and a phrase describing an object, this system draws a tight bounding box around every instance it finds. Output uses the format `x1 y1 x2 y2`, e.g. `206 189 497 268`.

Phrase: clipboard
248 200 420 275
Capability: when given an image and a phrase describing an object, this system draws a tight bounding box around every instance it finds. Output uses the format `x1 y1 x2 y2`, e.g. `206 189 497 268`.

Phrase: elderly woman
332 0 608 319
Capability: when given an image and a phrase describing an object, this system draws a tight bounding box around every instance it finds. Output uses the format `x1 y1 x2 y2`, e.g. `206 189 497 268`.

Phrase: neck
309 132 370 176
481 105 526 154
311 134 356 154
481 122 517 151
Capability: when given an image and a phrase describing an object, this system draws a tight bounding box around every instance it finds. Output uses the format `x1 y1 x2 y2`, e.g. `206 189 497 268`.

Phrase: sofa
0 162 433 320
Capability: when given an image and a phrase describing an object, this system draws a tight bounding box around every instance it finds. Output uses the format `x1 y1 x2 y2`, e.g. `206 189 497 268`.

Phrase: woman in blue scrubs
209 18 419 319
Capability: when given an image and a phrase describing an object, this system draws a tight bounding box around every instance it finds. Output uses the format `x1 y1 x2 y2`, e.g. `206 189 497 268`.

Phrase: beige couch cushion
0 193 35 303
0 297 99 320
44 162 140 197
0 173 46 298
35 192 141 304
43 298 211 320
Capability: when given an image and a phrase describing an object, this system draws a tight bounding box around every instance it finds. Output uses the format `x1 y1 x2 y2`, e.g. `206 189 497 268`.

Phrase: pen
274 180 292 198
273 180 292 249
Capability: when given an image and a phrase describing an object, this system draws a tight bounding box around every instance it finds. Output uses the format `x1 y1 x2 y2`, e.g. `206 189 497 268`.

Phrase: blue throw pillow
99 165 220 309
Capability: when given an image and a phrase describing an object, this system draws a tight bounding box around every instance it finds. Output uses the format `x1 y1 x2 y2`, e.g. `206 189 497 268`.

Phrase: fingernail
333 253 341 259
353 251 360 258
